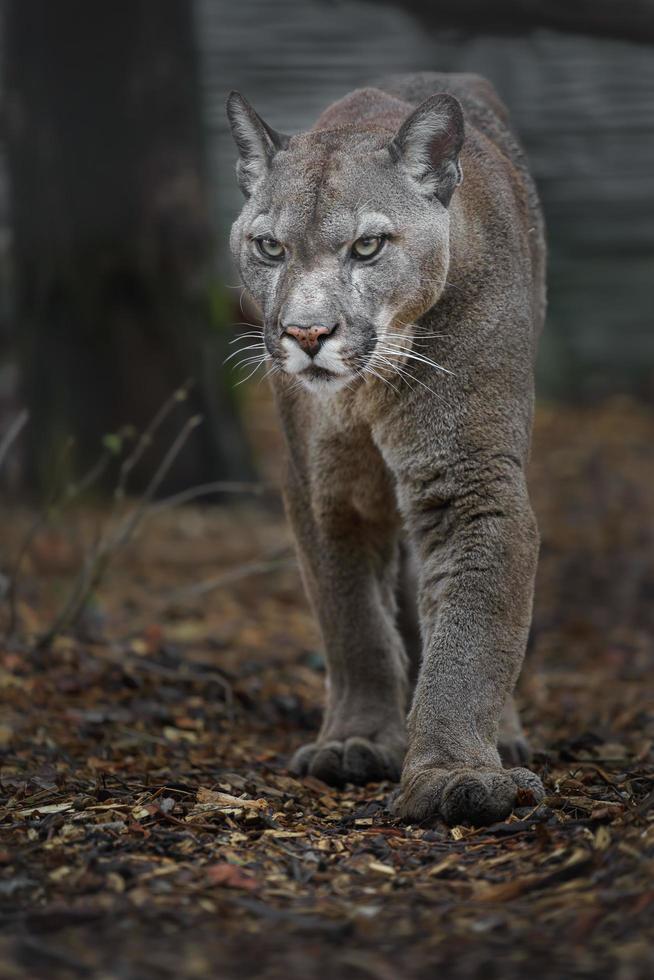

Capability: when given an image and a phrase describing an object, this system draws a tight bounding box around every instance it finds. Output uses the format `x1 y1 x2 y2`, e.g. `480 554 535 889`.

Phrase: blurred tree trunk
4 0 252 494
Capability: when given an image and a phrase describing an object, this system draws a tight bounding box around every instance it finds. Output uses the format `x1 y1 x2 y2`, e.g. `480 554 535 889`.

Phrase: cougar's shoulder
312 86 410 134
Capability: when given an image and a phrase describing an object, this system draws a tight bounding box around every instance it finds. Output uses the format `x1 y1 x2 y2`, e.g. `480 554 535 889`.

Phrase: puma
226 72 546 826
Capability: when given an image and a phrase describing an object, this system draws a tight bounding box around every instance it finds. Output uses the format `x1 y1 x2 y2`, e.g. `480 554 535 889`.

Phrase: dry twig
37 409 203 649
0 409 29 470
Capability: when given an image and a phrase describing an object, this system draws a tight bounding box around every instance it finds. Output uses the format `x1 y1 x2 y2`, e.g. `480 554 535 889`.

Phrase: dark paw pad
290 736 403 787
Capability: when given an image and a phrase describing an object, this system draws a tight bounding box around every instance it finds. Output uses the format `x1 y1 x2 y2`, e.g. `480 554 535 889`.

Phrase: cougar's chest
307 407 400 531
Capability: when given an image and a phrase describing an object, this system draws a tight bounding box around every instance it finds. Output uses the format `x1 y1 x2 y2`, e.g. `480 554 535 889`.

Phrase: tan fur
227 72 546 825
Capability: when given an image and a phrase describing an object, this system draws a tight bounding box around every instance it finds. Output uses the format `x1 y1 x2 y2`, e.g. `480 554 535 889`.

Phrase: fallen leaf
17 802 74 817
206 862 260 892
196 788 268 811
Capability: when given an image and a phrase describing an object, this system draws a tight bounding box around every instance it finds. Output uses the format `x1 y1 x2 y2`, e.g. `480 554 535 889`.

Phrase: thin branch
149 479 276 514
108 413 203 554
0 410 29 471
160 552 294 604
36 413 203 650
3 442 120 642
114 379 193 503
64 449 114 500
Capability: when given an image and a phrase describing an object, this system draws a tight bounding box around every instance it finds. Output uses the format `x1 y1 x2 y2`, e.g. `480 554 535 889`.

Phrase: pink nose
284 323 336 356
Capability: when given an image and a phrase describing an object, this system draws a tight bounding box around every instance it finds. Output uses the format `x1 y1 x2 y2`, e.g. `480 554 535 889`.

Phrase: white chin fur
297 372 353 395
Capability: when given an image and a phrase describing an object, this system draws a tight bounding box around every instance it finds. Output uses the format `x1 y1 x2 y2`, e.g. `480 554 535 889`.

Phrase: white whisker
228 332 264 344
232 357 270 386
377 344 454 377
419 276 464 293
356 358 401 394
232 353 269 370
393 325 452 340
371 351 444 401
401 369 443 400
224 342 267 364
258 363 278 386
370 352 417 393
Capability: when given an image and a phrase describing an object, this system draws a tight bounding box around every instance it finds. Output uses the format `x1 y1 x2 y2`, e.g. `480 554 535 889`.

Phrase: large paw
290 736 404 787
393 765 544 827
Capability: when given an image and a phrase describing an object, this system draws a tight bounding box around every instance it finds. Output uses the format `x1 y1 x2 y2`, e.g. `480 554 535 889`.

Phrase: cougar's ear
389 94 464 207
226 91 290 196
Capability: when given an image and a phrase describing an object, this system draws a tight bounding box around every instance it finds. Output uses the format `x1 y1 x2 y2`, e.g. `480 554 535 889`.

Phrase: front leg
394 450 544 825
284 457 408 787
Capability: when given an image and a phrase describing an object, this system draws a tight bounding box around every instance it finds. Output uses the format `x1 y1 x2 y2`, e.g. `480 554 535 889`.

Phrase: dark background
0 0 653 495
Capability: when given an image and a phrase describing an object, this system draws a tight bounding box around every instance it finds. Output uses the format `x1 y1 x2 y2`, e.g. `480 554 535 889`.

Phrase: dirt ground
0 397 653 979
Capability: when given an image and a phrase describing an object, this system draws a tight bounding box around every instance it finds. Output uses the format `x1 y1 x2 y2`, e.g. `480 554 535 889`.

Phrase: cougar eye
256 237 285 260
351 235 385 260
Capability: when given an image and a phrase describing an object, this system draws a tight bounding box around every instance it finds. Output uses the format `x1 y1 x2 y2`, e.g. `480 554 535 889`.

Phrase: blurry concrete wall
197 0 654 399
0 1 651 402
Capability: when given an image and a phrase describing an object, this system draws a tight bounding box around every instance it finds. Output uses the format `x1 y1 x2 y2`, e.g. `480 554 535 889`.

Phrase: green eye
352 235 385 260
256 237 285 260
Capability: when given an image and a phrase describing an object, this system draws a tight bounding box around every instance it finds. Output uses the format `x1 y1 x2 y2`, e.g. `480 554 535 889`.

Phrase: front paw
290 736 404 787
394 765 544 827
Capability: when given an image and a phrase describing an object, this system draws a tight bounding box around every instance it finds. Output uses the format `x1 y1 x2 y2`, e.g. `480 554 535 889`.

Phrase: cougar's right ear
226 91 290 196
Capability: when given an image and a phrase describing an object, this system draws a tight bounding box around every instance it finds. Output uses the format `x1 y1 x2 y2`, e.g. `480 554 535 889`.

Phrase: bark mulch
0 398 652 979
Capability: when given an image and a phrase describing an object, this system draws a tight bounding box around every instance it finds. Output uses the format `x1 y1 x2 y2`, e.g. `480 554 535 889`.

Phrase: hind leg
498 695 532 767
283 448 409 787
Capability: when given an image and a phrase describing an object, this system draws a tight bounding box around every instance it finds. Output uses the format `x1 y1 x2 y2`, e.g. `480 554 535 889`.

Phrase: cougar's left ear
226 91 290 196
389 94 464 207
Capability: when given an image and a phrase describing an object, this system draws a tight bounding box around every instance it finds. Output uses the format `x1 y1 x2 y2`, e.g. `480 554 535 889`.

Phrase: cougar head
226 88 463 394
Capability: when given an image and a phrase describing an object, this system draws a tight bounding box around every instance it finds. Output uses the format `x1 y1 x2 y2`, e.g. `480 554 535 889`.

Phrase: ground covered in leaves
1 398 653 979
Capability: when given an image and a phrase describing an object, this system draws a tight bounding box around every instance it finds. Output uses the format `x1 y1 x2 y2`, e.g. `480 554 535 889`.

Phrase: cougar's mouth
304 365 336 380
297 362 353 393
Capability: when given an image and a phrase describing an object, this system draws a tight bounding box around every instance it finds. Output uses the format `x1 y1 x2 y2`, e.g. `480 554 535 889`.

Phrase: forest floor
0 397 653 980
